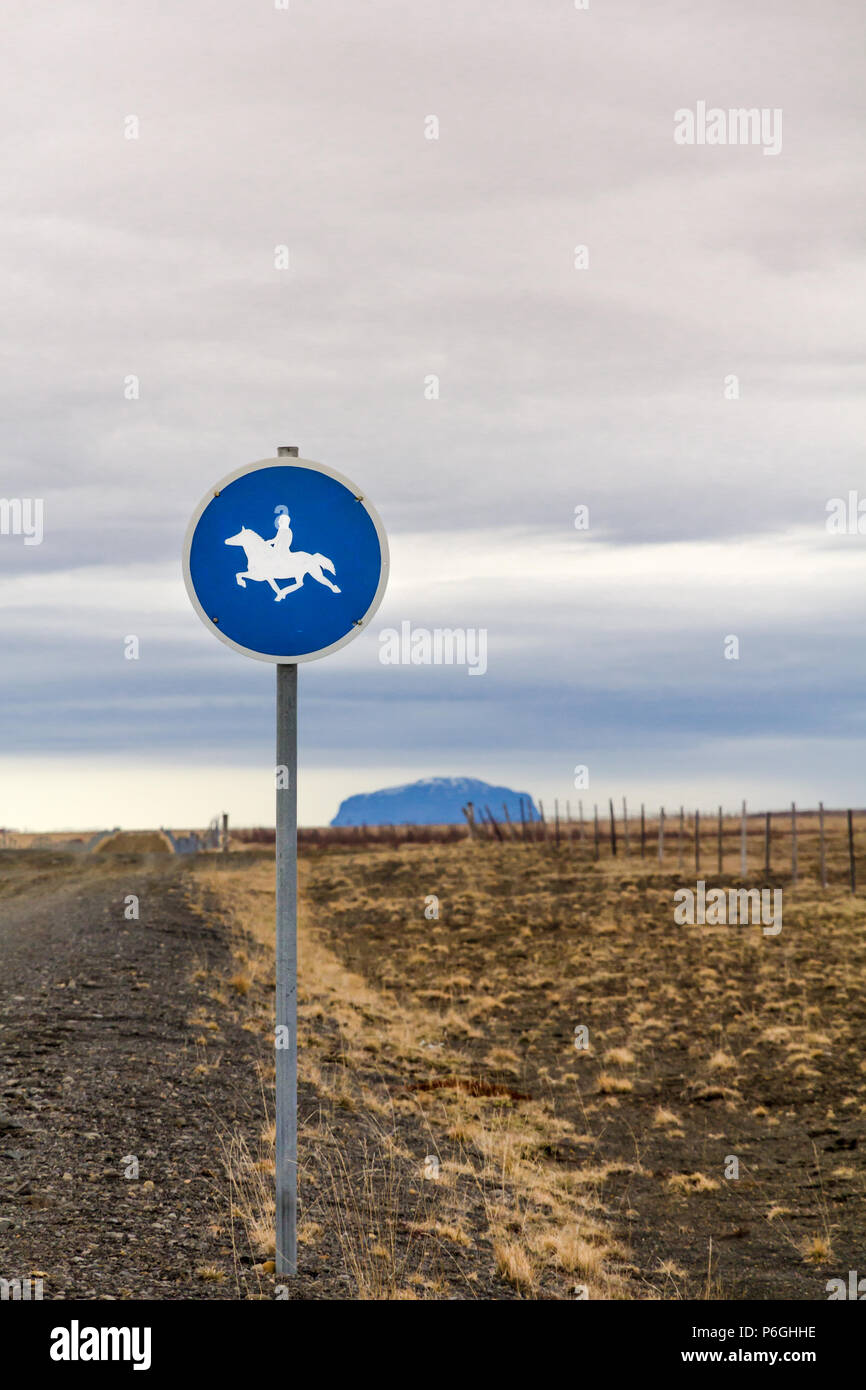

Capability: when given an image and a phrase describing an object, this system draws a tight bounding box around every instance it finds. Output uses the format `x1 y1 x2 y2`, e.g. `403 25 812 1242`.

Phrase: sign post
183 449 389 1277
275 659 298 1273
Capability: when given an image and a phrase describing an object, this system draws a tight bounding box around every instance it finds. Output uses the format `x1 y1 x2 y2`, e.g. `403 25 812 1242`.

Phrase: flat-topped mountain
330 776 540 827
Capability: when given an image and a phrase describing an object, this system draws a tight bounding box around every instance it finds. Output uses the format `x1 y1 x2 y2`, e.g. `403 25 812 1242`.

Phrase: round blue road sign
183 456 389 663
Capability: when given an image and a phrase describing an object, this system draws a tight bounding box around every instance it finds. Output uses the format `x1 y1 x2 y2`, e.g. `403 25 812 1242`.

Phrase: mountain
330 776 540 827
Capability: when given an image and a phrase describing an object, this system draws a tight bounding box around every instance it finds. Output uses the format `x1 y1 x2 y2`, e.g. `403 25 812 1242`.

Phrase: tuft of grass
652 1107 682 1129
408 1219 472 1248
534 1226 608 1277
766 1205 793 1221
494 1240 535 1292
597 1072 633 1094
602 1047 635 1067
668 1172 720 1193
801 1235 833 1264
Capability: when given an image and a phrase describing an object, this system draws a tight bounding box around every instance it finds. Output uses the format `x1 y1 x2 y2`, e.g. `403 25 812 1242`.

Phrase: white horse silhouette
225 527 340 601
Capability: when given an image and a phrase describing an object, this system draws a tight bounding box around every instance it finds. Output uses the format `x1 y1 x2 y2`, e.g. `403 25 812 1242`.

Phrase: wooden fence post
819 801 826 888
848 809 856 893
593 803 600 861
677 805 684 871
791 802 797 885
717 805 723 875
658 806 665 865
579 800 585 846
623 797 630 857
554 798 561 848
608 798 617 857
695 809 700 874
640 803 646 858
764 811 771 877
740 800 747 876
483 806 503 841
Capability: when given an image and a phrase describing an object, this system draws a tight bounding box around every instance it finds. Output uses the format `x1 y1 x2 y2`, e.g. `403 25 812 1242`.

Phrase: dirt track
0 853 265 1299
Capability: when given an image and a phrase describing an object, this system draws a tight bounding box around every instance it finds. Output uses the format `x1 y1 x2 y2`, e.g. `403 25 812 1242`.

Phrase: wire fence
460 799 860 892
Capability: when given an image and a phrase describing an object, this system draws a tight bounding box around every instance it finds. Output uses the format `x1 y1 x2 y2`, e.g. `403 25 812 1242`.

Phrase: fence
460 799 861 892
4 803 859 889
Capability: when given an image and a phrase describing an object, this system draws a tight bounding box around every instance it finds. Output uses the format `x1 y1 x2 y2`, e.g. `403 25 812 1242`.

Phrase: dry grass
653 1107 683 1129
186 822 866 1300
597 1072 634 1095
668 1172 720 1194
707 1050 737 1072
602 1047 635 1067
190 855 630 1299
801 1235 833 1264
493 1240 534 1292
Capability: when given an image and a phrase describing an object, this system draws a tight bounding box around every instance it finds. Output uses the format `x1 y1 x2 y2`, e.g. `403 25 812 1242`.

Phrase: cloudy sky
1 0 864 830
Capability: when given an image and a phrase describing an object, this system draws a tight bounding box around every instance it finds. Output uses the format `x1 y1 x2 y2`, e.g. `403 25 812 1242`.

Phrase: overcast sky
1 0 864 829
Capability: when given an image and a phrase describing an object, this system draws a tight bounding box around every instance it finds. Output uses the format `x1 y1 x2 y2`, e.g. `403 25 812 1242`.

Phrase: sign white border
182 456 390 664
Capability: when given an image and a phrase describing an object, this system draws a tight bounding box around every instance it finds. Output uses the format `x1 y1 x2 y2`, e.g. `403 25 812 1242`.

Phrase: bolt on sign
183 450 389 1274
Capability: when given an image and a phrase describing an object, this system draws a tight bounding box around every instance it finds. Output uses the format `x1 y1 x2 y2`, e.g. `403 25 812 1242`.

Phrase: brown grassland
189 814 866 1300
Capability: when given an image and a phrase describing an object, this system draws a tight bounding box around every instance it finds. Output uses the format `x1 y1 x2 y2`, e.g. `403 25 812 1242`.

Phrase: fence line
461 798 861 893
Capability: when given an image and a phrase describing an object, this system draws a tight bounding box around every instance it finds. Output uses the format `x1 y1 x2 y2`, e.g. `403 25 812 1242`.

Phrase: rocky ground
0 852 266 1299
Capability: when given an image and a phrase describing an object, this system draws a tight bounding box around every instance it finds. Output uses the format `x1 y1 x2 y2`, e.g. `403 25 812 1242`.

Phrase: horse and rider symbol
225 509 340 602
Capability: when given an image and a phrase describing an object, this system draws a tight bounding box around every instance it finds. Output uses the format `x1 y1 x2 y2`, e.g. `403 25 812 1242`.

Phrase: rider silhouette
267 512 294 565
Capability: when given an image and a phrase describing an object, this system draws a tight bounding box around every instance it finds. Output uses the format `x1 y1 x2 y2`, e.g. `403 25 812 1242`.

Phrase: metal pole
275 660 298 1276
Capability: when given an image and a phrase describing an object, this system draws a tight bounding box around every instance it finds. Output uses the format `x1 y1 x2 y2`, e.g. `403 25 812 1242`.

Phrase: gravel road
0 852 265 1300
